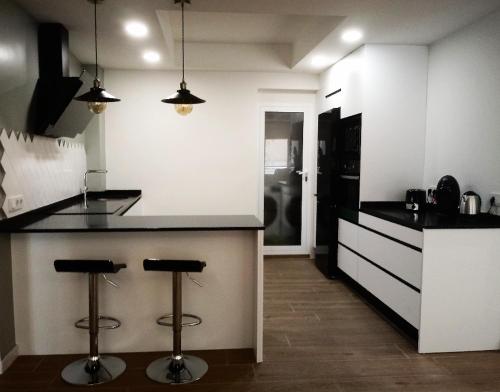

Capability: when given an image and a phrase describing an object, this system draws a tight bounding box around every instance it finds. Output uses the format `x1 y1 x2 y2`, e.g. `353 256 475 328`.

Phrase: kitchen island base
11 230 264 361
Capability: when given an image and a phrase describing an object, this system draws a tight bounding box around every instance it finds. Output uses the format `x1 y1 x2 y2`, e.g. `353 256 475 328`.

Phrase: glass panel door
263 111 304 247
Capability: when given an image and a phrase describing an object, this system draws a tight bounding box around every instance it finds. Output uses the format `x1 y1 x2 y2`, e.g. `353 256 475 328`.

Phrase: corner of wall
0 233 15 366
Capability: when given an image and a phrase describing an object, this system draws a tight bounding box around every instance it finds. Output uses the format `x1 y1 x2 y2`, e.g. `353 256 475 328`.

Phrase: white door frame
258 104 315 255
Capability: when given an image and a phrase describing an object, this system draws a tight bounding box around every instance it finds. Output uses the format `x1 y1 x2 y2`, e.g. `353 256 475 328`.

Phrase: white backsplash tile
0 129 86 218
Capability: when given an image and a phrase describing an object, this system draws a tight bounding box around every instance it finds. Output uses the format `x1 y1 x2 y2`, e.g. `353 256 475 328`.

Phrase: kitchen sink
52 191 140 215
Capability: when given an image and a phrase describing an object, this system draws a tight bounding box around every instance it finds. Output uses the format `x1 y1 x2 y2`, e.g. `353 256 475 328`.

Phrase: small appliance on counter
435 175 460 215
427 187 437 207
405 189 426 211
460 191 481 215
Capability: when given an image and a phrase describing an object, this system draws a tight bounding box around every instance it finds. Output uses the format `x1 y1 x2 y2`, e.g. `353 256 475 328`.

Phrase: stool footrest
156 313 202 327
75 316 121 330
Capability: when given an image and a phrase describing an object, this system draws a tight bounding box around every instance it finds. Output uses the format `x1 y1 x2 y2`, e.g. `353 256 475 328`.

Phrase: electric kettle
459 191 481 215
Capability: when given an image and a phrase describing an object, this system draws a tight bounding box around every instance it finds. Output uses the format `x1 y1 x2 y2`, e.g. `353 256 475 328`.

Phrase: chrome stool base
146 355 208 384
61 356 126 386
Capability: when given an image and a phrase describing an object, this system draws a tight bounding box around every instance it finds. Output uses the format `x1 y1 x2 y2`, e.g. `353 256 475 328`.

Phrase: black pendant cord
94 0 99 81
181 0 185 83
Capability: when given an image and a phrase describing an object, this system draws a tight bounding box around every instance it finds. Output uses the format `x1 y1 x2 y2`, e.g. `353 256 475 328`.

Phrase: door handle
296 170 308 182
340 174 360 180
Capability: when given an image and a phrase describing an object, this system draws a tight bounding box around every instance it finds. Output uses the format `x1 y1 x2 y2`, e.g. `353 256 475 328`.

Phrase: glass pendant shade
88 101 107 114
175 104 193 116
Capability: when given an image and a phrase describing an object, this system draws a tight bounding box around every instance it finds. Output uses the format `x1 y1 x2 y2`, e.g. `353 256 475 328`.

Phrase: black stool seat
54 259 126 274
143 259 206 273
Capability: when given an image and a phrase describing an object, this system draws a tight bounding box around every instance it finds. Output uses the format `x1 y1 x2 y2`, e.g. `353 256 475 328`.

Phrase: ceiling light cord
94 0 98 80
181 0 185 83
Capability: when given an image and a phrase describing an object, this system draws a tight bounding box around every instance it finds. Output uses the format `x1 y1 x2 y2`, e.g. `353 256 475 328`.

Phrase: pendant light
162 0 205 116
75 0 120 114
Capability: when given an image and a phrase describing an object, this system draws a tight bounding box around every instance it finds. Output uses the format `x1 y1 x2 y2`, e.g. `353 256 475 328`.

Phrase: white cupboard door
338 219 358 249
358 258 421 328
357 226 422 289
337 245 359 281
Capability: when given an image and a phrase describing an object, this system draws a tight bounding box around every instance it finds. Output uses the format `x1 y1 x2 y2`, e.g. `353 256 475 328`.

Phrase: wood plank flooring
2 257 500 391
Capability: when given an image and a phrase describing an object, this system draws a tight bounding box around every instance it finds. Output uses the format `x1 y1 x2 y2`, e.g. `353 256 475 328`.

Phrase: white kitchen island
7 213 264 362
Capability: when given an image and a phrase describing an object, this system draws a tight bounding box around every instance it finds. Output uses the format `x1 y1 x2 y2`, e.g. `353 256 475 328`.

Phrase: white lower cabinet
357 226 422 289
338 217 421 329
338 219 358 249
357 258 421 328
337 244 359 280
359 212 423 249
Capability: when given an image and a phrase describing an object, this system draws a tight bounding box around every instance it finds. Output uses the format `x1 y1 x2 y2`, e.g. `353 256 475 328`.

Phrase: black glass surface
1 214 264 233
315 109 341 278
360 202 500 231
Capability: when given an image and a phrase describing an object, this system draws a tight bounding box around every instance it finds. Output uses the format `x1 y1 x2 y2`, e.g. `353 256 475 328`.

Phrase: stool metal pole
88 273 99 371
171 272 182 366
146 271 208 384
61 272 126 386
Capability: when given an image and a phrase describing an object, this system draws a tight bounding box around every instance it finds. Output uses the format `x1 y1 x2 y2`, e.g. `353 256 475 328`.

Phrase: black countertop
3 214 264 233
0 190 264 233
360 202 500 231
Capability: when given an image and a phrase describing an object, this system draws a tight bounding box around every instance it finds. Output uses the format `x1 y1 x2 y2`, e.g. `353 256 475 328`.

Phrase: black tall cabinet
315 110 361 279
314 109 340 278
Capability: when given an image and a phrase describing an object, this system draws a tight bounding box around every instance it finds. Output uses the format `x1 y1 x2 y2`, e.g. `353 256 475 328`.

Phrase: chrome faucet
83 169 108 209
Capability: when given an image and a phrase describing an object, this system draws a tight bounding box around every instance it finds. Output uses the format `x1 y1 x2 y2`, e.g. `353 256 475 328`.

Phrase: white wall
317 45 429 202
361 45 429 201
424 10 500 209
104 70 318 215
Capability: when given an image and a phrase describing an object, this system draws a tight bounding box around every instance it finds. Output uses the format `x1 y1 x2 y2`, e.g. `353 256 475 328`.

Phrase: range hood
31 23 93 138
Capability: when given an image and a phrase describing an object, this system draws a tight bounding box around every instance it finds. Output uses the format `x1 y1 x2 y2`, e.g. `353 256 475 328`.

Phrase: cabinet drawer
358 258 421 328
338 219 358 249
337 244 359 281
359 212 423 249
358 227 422 289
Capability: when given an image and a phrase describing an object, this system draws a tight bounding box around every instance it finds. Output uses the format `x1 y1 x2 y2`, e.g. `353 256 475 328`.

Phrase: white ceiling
15 0 500 74
165 12 335 44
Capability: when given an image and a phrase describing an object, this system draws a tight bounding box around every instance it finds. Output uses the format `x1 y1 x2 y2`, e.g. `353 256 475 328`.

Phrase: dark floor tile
225 349 255 364
264 344 407 362
3 355 43 373
338 374 500 392
254 357 449 383
0 370 56 388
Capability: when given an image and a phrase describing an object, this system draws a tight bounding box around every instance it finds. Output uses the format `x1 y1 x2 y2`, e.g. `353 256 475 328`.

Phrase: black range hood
31 23 93 138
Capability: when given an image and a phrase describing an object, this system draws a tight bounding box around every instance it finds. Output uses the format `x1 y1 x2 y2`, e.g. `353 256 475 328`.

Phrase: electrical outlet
7 195 24 212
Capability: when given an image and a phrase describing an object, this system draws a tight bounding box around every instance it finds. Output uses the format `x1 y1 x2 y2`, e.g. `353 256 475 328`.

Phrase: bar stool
54 259 127 386
143 258 207 384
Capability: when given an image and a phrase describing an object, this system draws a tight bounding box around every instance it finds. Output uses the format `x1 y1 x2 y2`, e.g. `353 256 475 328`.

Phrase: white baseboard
0 345 19 374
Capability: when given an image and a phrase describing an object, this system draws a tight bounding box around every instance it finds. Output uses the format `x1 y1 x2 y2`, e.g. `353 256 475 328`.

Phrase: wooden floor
2 257 500 391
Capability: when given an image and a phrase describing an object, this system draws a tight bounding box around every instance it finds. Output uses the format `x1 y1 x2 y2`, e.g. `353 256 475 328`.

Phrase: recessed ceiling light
341 29 363 43
143 50 161 63
125 21 149 38
311 55 331 68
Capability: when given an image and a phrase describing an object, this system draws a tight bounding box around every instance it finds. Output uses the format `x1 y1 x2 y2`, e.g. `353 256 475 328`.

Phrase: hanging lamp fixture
162 0 205 116
75 0 120 114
